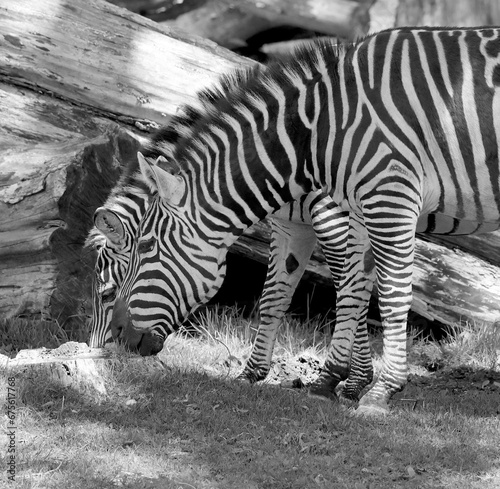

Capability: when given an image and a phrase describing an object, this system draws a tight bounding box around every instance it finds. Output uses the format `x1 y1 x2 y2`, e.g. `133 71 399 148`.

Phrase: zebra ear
94 208 126 247
137 152 185 205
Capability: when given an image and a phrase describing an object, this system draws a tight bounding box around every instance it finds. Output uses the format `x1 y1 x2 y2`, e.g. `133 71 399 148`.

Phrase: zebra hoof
308 383 338 402
354 402 390 417
338 386 361 402
235 370 266 384
338 392 359 408
235 373 253 384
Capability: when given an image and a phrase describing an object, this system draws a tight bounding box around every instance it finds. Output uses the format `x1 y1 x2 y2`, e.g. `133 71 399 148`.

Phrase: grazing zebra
110 27 500 415
86 166 150 349
87 174 374 399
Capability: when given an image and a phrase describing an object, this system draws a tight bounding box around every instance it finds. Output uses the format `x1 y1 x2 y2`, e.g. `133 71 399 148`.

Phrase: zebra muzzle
110 297 130 340
110 298 164 356
110 297 143 350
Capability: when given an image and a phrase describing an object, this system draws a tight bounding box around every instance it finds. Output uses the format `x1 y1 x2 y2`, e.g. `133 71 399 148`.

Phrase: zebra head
87 206 137 348
110 153 229 355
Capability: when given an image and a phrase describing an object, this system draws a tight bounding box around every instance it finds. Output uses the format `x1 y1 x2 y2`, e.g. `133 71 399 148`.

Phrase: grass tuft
0 318 75 354
442 321 500 370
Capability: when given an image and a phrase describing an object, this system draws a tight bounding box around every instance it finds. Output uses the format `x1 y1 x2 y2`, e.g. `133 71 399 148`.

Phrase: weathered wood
108 0 275 51
396 0 500 27
0 342 112 368
368 0 399 33
422 231 500 270
107 0 209 22
1 342 110 394
0 81 141 324
0 0 255 327
109 0 375 42
411 239 500 326
159 1 276 50
1 0 253 127
236 0 373 40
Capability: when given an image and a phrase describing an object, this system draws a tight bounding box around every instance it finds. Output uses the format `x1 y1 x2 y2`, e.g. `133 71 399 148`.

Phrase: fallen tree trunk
2 0 500 337
236 0 373 39
1 0 252 127
423 231 500 270
109 0 377 44
0 0 254 329
396 0 500 28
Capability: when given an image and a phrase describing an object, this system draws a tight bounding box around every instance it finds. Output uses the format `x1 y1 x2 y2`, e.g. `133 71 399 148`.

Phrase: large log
106 0 209 22
396 0 500 27
422 231 500 270
236 0 373 40
108 0 375 45
159 1 276 51
0 0 254 329
108 0 276 51
0 82 142 324
0 0 252 128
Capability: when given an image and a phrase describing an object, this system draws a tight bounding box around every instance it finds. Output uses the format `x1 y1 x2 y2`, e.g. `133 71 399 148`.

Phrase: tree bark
395 0 500 27
159 1 276 50
108 0 374 42
0 81 141 324
0 0 254 330
236 0 373 40
1 0 252 128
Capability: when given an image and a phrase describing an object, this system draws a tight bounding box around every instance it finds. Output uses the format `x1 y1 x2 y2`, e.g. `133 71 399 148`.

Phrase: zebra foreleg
351 182 421 415
312 203 374 402
340 321 374 401
238 218 317 383
355 208 417 415
309 215 374 402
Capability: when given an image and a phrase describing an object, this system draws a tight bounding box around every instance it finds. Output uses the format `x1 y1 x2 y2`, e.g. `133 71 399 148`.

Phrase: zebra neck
182 55 351 238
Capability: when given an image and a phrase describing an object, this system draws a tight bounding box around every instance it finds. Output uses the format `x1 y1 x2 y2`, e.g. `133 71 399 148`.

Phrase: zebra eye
138 238 155 254
101 286 117 303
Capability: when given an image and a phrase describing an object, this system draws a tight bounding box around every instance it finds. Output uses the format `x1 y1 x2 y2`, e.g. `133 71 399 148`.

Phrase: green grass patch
1 309 499 488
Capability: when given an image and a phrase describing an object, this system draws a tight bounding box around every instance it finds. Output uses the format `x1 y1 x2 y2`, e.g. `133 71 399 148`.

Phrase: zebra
86 173 150 349
87 169 374 400
110 27 500 415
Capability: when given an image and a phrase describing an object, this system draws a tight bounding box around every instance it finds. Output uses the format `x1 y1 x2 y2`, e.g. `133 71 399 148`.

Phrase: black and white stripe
114 27 500 414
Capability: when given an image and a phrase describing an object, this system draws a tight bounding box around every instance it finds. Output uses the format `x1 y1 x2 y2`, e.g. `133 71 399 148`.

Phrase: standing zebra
87 163 374 400
111 27 500 415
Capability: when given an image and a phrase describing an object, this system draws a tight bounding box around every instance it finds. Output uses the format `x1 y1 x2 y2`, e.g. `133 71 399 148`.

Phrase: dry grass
0 310 499 488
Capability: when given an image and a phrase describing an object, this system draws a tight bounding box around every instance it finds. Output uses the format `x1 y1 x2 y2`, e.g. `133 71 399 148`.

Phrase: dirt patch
264 353 500 407
408 365 500 393
264 353 323 387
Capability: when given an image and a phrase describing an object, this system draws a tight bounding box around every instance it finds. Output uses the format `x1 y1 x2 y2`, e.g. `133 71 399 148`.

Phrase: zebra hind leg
237 218 316 383
339 320 374 402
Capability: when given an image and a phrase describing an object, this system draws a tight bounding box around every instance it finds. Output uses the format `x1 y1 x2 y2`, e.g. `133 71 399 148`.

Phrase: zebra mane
86 37 351 248
142 38 349 173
